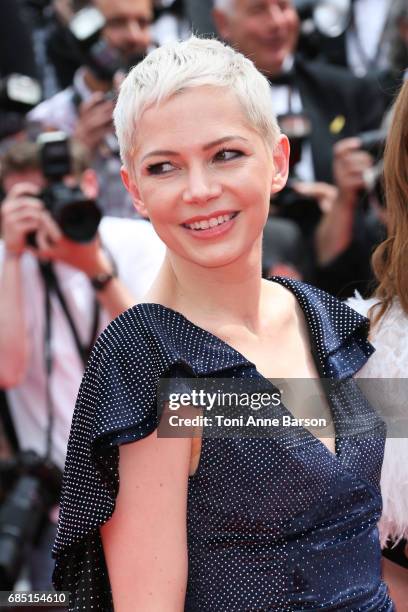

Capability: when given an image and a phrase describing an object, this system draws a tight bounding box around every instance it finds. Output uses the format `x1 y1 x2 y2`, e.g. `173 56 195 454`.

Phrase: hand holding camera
333 137 375 205
1 180 114 284
1 182 60 258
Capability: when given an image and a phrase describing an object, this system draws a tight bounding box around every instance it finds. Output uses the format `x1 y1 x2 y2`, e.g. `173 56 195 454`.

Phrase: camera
0 450 62 589
295 0 351 37
294 0 352 61
0 74 42 113
358 128 387 159
358 129 388 208
69 6 145 85
0 74 42 140
28 132 101 245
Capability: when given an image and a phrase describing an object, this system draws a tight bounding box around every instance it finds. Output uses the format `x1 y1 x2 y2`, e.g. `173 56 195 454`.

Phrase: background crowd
0 0 407 600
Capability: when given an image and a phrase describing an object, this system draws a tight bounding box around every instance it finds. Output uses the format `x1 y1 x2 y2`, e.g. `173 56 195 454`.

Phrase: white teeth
186 213 236 230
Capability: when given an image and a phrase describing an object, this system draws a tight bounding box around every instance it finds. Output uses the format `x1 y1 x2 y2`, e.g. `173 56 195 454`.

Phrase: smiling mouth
182 212 239 231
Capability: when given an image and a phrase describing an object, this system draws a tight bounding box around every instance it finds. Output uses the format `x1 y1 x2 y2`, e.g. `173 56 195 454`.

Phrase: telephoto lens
0 475 45 589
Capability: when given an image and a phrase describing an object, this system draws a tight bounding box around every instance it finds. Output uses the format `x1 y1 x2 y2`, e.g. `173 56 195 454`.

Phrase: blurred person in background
298 0 407 114
315 4 408 299
0 0 42 141
0 138 164 590
212 0 386 296
347 79 408 610
28 0 154 218
212 0 386 185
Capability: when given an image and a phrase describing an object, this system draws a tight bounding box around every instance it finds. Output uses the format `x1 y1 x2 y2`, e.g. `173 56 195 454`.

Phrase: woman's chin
175 244 258 270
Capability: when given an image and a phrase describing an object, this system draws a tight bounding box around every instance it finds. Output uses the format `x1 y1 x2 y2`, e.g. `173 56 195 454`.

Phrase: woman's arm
382 557 408 611
100 431 191 612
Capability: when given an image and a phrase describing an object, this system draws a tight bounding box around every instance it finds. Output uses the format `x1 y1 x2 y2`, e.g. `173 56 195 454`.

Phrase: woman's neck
147 245 266 334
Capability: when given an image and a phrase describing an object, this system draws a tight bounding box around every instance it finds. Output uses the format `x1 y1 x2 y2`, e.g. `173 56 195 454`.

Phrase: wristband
90 243 118 291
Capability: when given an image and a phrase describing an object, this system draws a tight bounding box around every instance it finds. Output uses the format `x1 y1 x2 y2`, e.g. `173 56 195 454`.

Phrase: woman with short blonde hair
53 37 394 611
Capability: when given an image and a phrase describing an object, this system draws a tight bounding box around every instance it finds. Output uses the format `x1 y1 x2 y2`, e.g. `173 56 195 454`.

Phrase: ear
120 166 149 219
80 168 99 199
271 135 290 195
212 9 232 41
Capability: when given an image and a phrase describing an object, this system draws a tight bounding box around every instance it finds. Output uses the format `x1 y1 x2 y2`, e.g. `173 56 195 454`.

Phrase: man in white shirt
0 139 165 589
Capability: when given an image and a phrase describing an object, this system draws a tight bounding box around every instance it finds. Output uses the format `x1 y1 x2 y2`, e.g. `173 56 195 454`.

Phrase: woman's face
123 85 288 269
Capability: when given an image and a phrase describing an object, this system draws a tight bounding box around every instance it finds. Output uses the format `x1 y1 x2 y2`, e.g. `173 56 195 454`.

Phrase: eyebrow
141 136 250 163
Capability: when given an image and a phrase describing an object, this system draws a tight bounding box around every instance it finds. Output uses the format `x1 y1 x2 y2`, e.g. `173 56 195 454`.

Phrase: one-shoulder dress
52 277 395 611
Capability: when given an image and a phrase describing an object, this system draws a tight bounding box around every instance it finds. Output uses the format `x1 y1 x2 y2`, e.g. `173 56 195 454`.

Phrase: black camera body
0 74 42 113
0 74 42 140
69 6 145 85
41 181 102 243
358 128 387 159
358 129 388 208
28 132 101 245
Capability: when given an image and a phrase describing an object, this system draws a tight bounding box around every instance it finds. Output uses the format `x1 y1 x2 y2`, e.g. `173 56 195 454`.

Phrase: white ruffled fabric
347 293 408 547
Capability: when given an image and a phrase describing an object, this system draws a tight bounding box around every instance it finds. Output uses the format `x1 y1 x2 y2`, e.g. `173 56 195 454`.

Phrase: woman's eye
214 149 244 162
146 162 174 175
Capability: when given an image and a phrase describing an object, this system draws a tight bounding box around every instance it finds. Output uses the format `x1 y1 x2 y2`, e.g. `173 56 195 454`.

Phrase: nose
124 19 144 46
265 5 285 29
182 164 222 205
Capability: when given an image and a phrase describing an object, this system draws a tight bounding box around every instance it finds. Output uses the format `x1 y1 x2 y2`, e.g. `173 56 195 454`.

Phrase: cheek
140 179 176 205
286 14 299 38
230 161 272 191
245 20 266 43
138 182 180 225
140 29 151 46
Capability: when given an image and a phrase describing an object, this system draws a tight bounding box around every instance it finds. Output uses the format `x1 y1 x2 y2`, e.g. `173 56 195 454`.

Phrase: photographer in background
212 0 387 295
314 0 408 297
213 0 386 185
313 130 387 297
28 0 154 218
0 137 164 590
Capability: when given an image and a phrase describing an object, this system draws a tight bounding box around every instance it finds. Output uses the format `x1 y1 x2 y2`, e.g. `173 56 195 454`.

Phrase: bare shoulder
261 278 301 329
261 279 317 377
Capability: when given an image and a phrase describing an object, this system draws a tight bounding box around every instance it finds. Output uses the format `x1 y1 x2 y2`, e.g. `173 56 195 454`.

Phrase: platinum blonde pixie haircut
114 36 281 177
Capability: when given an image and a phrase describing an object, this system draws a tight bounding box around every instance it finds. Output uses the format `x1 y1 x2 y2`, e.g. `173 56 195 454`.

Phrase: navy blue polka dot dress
53 277 395 611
